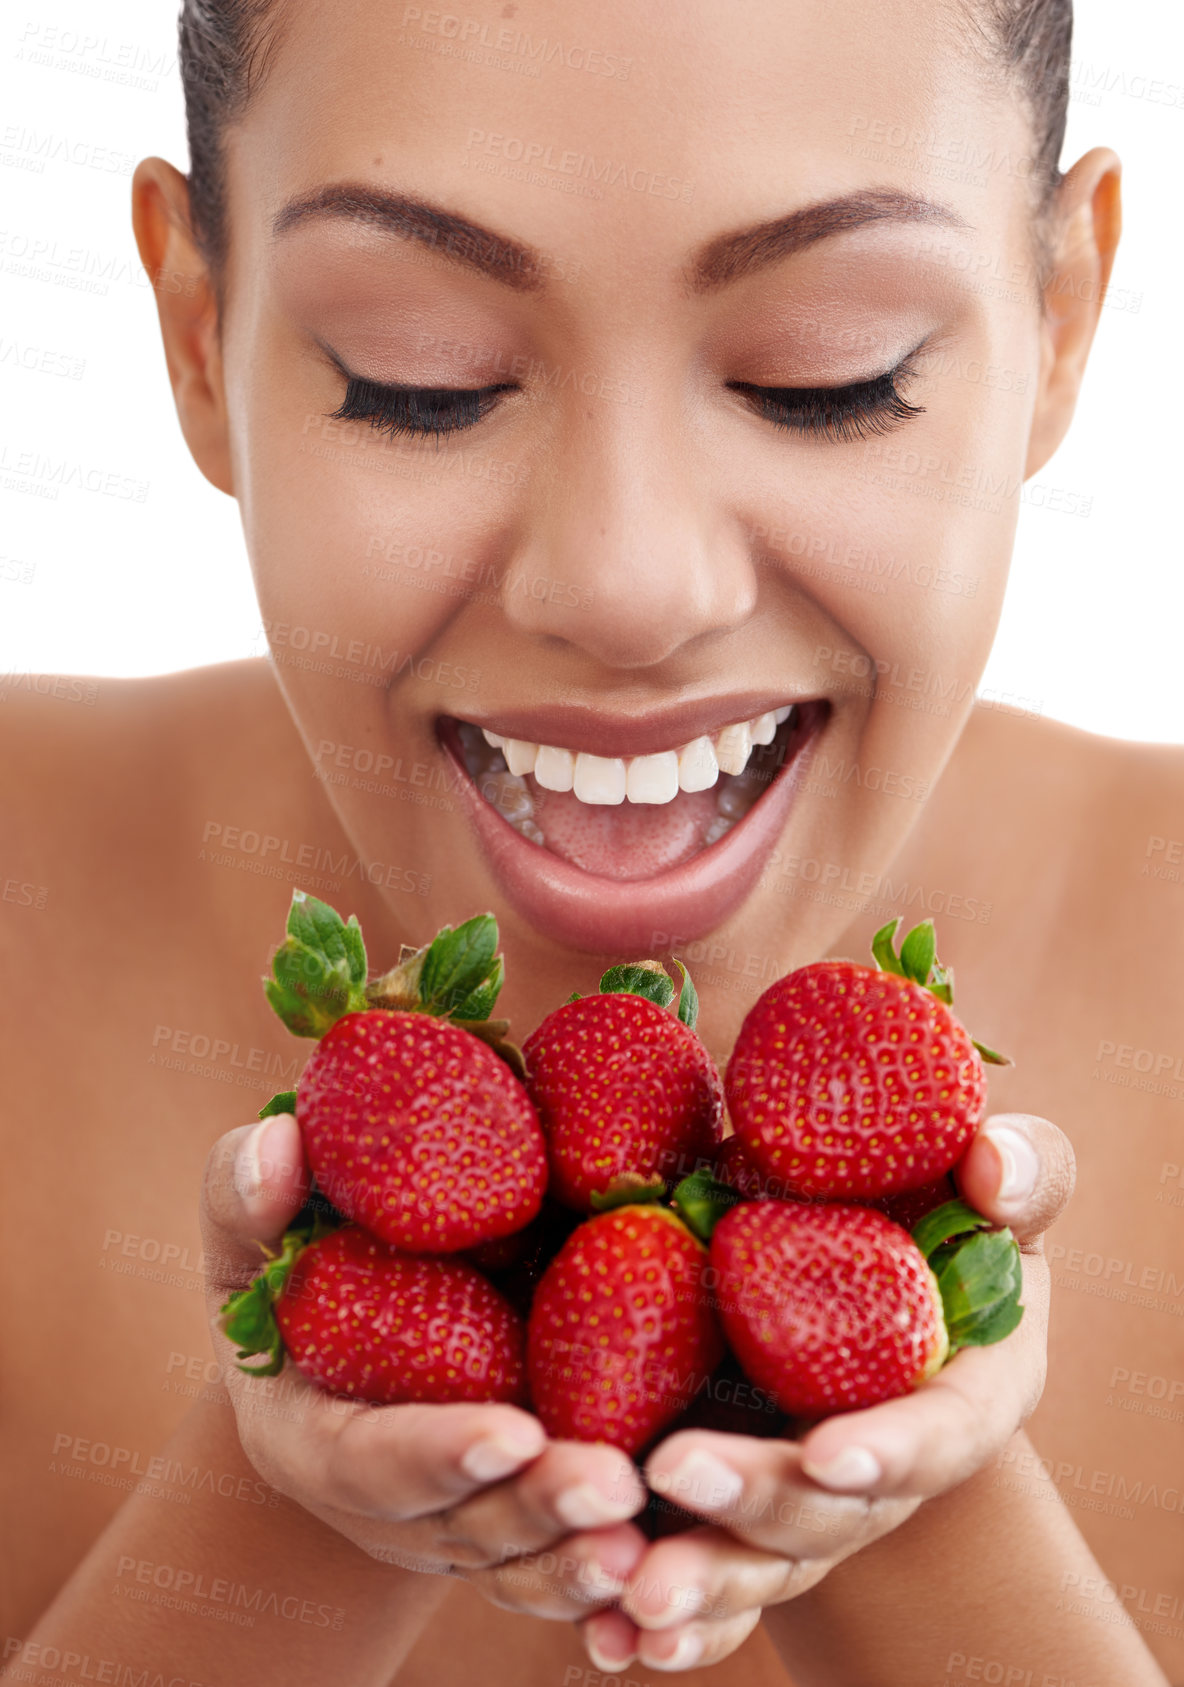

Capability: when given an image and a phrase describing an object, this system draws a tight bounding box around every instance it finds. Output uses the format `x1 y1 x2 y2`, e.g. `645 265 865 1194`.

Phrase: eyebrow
272 183 966 294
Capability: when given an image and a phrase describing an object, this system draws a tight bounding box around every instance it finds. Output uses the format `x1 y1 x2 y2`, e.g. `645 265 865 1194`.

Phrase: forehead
229 0 1029 277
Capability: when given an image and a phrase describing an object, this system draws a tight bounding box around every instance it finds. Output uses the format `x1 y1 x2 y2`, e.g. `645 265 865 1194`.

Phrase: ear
1025 147 1122 477
132 158 235 496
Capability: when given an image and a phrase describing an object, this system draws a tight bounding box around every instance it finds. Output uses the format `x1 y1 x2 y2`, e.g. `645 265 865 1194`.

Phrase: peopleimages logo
465 129 693 201
401 7 633 79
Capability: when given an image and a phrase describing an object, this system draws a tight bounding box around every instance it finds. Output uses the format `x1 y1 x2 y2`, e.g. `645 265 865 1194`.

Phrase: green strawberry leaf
973 1038 1012 1067
934 1226 1024 1353
264 892 371 1037
599 961 677 1010
871 918 906 977
418 913 501 1014
285 891 368 988
448 954 505 1023
672 958 700 1030
899 920 936 985
219 1216 334 1377
671 1169 742 1243
911 1198 992 1262
265 942 361 1037
219 1275 286 1375
870 919 1012 1067
589 1171 667 1212
258 1090 297 1120
565 991 582 1004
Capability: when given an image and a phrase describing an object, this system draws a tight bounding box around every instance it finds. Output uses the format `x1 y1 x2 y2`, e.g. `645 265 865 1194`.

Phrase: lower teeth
456 719 785 849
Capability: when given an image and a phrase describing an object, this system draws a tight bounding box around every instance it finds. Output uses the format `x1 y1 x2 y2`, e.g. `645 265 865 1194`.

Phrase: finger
642 1430 915 1558
955 1112 1076 1243
583 1601 766 1676
619 1524 826 1630
634 1607 764 1673
472 1521 649 1620
229 1374 548 1524
799 1252 1049 1498
429 1438 646 1566
582 1607 641 1673
201 1115 310 1291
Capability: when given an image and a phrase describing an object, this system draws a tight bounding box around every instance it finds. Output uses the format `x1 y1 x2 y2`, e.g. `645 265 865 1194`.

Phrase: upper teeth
479 706 793 806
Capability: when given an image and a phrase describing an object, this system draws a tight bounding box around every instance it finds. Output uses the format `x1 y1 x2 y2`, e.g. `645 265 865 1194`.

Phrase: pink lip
439 702 827 955
459 692 805 760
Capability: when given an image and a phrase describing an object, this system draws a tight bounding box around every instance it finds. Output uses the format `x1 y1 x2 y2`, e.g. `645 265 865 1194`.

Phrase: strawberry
523 960 724 1211
262 892 548 1252
872 1173 958 1232
726 918 1006 1201
527 1195 724 1455
297 1012 547 1252
703 1194 1023 1416
464 1197 584 1319
221 1220 528 1405
713 1132 779 1200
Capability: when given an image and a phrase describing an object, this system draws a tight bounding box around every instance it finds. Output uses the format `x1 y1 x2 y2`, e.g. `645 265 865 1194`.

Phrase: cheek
228 355 527 719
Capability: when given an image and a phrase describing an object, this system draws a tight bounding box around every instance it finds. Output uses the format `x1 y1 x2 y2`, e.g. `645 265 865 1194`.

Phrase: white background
1 1 1180 742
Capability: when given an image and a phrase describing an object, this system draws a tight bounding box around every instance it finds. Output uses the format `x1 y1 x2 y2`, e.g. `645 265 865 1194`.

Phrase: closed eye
330 376 516 439
728 354 925 443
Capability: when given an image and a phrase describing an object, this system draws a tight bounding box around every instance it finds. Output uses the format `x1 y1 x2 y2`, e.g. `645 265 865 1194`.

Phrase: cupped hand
201 1113 648 1618
580 1112 1076 1674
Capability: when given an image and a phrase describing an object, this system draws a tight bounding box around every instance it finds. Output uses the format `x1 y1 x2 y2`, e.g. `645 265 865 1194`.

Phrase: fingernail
651 1450 743 1511
555 1481 638 1529
460 1433 543 1483
802 1446 882 1491
585 1618 637 1670
646 1629 704 1671
233 1118 276 1201
985 1125 1038 1205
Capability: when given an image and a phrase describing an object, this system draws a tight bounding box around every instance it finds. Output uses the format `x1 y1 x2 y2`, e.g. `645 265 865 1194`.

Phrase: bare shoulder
903 701 1184 1113
936 703 1184 961
1 658 300 868
0 660 319 965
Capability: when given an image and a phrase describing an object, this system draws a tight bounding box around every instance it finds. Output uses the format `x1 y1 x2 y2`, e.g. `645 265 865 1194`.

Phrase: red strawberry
726 918 1003 1201
298 1011 547 1252
707 1196 1023 1416
262 894 548 1252
523 960 723 1211
222 1222 528 1406
872 1173 958 1232
527 1200 724 1455
713 1133 782 1200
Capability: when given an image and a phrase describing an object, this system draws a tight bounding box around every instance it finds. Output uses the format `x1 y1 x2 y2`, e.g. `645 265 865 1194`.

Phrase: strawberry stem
589 1171 667 1212
671 1169 743 1243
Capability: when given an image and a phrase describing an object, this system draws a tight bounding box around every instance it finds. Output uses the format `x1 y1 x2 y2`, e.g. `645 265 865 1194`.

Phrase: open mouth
443 704 816 881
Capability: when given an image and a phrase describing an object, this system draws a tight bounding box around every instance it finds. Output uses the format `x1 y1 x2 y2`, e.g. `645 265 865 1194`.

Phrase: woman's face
214 0 1046 1025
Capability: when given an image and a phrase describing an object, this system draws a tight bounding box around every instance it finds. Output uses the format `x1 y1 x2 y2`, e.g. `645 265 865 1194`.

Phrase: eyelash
329 356 925 443
330 377 514 439
728 356 925 443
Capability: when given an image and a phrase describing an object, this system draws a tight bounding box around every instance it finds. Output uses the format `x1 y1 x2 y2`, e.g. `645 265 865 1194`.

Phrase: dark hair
178 0 1071 278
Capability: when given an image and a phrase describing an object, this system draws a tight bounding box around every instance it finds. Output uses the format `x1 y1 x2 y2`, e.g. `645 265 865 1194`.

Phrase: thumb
200 1113 310 1298
954 1111 1076 1246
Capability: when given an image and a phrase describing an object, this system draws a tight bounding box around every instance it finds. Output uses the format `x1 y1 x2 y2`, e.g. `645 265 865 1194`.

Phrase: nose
499 401 758 670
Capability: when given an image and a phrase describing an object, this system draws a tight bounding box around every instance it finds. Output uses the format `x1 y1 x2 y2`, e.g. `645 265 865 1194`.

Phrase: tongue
530 780 721 879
